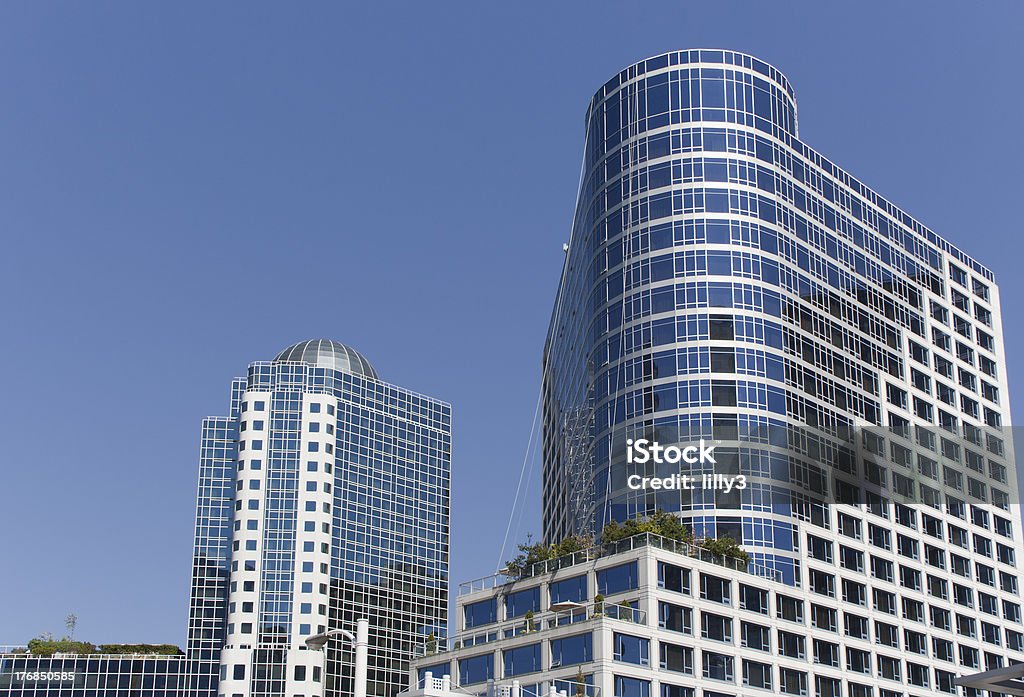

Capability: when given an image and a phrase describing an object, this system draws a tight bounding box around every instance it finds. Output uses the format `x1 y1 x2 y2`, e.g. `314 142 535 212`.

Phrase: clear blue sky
1 1 1022 646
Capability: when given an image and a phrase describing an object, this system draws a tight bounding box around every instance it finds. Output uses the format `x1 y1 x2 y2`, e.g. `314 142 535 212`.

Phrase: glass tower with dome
187 339 451 697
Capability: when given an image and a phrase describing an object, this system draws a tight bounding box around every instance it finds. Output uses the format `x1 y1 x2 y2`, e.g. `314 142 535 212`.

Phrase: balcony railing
414 600 646 658
459 532 780 596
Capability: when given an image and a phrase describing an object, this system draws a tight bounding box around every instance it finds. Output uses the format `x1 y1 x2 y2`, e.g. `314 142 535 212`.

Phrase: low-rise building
410 532 1023 697
0 650 194 696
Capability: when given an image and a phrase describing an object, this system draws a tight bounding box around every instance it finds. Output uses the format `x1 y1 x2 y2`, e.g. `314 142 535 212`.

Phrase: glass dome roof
273 339 378 380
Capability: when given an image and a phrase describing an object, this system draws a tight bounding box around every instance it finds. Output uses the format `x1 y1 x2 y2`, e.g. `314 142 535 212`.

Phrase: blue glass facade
186 377 244 696
542 49 1013 586
213 340 451 697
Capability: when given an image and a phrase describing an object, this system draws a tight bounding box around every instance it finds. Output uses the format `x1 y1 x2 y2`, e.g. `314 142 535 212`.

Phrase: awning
957 663 1024 696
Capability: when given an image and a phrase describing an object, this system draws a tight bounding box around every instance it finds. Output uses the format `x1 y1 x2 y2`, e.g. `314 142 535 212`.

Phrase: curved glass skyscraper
542 50 1016 585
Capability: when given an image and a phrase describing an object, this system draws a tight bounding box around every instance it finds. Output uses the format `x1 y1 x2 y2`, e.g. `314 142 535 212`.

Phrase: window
844 613 868 639
700 573 731 604
848 683 872 697
658 601 691 634
888 414 911 442
842 578 866 606
811 604 837 632
779 667 807 696
838 512 862 539
551 574 588 604
846 647 870 674
700 611 732 643
839 547 863 573
897 534 918 559
742 659 772 689
778 630 804 658
871 556 893 583
931 637 954 662
503 643 541 676
614 676 649 697
907 661 929 688
886 384 907 409
905 597 929 626
658 685 692 697
657 562 690 594
612 633 649 665
463 599 497 628
875 621 898 647
505 587 540 619
813 639 839 666
658 642 693 675
701 651 733 682
954 583 974 607
1001 570 1019 594
904 629 927 654
928 574 948 599
1008 629 1024 652
899 565 921 591
807 534 833 563
739 584 767 614
740 621 769 651
816 676 841 697
776 594 803 623
959 644 979 668
876 655 901 681
550 633 592 667
458 654 493 685
597 562 638 595
417 663 452 685
979 592 998 616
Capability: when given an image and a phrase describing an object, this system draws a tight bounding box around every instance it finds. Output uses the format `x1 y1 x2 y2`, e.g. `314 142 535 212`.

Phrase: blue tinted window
613 632 649 665
464 598 497 628
660 685 694 697
614 675 650 697
550 575 588 604
505 587 540 619
458 654 493 685
598 562 639 595
503 643 541 676
551 633 592 667
417 662 451 684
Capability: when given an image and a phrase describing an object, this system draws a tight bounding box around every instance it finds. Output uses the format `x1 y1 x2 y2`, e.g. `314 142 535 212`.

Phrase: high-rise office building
194 339 451 697
407 49 1022 697
541 47 1018 579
